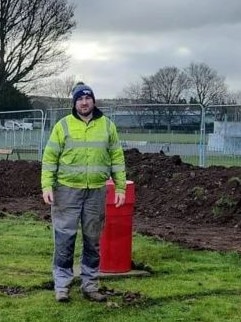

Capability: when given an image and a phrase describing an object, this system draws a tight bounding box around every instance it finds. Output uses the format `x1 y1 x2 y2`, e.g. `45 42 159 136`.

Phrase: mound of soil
1 149 241 252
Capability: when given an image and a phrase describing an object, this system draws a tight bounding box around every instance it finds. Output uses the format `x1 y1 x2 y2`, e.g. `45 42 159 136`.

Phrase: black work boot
83 291 107 302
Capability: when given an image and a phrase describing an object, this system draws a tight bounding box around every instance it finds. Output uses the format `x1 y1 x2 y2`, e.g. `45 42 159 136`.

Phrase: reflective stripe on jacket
41 113 126 192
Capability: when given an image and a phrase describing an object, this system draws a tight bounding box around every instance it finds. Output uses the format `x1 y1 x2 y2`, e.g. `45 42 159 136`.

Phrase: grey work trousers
51 185 106 293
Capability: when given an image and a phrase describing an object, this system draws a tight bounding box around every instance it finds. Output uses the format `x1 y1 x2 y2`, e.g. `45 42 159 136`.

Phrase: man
41 82 126 302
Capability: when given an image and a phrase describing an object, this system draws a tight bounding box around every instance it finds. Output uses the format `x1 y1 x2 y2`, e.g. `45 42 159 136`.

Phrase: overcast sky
65 0 241 99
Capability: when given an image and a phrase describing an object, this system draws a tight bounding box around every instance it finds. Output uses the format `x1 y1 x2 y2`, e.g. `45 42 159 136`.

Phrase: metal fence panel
204 105 241 167
0 109 45 161
1 104 241 167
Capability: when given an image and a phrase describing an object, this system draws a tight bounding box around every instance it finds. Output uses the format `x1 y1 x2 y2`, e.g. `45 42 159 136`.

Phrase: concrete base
99 269 151 278
73 265 150 279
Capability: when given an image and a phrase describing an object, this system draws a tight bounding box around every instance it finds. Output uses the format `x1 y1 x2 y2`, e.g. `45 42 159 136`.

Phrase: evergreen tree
0 84 32 112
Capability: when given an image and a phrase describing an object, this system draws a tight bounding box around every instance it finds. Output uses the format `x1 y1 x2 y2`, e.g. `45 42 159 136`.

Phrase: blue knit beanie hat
72 82 95 105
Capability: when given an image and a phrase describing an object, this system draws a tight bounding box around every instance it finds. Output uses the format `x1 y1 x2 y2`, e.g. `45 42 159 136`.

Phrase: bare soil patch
1 149 241 252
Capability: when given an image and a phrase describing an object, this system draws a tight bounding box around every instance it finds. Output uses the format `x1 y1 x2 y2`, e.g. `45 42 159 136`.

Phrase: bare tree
227 90 241 105
149 66 190 104
186 62 227 107
0 0 75 91
42 75 77 108
121 68 192 131
122 82 143 103
141 76 156 103
119 82 148 129
141 67 190 131
48 75 76 98
207 90 241 122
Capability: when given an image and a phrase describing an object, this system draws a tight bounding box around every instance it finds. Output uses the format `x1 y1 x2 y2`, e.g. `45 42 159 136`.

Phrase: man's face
75 95 94 117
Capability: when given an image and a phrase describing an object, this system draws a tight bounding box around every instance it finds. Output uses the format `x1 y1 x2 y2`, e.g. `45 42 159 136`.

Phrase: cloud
74 0 241 34
65 0 241 98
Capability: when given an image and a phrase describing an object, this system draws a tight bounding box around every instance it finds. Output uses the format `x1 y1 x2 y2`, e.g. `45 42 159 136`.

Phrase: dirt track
1 149 241 252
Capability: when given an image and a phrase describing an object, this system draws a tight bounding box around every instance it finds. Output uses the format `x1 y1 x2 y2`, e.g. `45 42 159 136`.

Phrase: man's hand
115 192 125 208
43 189 54 205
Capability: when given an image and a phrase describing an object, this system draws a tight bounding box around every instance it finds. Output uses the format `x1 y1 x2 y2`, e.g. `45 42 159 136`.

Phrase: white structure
208 121 241 154
3 120 33 131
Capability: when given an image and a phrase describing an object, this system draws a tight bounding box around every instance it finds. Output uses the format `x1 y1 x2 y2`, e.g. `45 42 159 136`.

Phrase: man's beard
78 110 92 117
77 107 94 118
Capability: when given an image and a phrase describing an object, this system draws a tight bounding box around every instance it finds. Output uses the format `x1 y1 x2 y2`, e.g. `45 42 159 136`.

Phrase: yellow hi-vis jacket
41 112 126 193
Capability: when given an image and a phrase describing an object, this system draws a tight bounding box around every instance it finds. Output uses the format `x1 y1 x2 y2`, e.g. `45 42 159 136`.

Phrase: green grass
119 132 201 144
2 214 241 321
182 155 241 167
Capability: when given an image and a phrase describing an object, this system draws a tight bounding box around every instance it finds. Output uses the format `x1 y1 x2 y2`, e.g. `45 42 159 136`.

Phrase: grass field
119 132 201 144
1 214 241 322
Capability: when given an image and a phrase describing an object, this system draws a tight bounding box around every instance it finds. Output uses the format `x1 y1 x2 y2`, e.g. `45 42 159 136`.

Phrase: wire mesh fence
0 109 45 160
1 104 241 167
